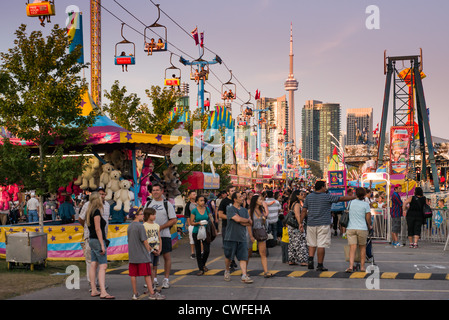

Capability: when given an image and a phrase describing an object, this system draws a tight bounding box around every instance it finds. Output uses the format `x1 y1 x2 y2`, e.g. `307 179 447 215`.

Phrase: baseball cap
394 184 401 188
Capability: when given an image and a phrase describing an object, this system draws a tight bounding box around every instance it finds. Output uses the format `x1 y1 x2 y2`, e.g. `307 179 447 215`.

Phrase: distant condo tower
284 23 299 147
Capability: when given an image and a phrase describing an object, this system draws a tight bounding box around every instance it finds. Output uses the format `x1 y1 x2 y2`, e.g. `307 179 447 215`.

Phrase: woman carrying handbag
287 190 309 266
248 194 273 278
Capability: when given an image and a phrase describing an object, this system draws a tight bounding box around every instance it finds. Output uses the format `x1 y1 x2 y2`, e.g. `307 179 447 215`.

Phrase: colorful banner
390 126 413 175
67 12 84 64
0 223 179 261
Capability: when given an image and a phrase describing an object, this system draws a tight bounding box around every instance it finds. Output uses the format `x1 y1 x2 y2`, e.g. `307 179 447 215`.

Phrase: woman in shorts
345 187 372 273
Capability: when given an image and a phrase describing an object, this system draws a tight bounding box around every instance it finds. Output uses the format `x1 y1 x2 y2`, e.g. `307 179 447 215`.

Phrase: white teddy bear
77 157 101 190
99 163 115 188
106 170 122 201
114 180 133 213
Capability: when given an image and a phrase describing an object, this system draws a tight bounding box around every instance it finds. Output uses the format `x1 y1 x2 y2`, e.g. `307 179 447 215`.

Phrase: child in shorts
143 208 162 291
127 207 165 300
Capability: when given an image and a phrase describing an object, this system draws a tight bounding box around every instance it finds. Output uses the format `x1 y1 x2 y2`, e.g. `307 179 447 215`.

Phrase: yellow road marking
350 272 367 279
287 271 308 277
381 272 398 279
414 273 432 280
319 271 337 278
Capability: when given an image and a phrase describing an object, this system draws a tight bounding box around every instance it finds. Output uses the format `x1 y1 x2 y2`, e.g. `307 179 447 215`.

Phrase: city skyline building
284 23 299 148
301 100 341 170
346 108 373 146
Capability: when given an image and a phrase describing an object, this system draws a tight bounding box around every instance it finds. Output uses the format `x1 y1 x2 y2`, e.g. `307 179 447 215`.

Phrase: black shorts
160 237 172 254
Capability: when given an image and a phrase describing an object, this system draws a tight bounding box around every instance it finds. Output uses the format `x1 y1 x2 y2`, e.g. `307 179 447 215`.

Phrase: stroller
344 229 375 271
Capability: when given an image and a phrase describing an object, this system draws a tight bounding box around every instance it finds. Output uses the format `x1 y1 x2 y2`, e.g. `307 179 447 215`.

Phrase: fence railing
369 208 449 245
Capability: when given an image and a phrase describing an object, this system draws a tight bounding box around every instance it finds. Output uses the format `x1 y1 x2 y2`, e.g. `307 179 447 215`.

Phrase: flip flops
100 294 115 299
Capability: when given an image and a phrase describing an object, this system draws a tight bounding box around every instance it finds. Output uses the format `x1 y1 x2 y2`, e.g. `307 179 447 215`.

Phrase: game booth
0 91 190 262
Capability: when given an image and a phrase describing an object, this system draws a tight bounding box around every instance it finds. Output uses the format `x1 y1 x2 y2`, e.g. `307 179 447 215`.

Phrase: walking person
128 207 165 300
85 192 114 299
403 187 427 248
223 192 254 283
345 187 372 273
218 185 238 270
287 190 308 266
265 190 281 243
184 190 197 259
300 181 355 271
190 195 213 275
391 184 404 247
144 183 177 289
248 194 273 278
143 208 162 292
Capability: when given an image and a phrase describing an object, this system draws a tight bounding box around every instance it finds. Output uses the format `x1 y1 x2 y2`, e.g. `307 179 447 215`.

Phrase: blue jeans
28 210 38 223
268 223 278 241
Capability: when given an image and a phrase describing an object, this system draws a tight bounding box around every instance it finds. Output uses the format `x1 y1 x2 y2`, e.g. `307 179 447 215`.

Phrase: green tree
0 24 96 231
103 80 142 132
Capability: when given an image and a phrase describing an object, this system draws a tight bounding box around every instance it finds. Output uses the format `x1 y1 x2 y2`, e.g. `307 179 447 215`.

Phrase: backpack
422 202 432 220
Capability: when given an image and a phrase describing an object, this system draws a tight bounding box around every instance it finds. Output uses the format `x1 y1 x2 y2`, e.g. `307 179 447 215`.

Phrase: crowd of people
1 177 437 299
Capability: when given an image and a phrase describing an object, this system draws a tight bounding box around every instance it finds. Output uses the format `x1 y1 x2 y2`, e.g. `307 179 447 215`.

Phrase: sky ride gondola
221 70 236 102
144 4 167 55
164 53 181 87
114 23 136 72
26 0 55 27
190 63 209 83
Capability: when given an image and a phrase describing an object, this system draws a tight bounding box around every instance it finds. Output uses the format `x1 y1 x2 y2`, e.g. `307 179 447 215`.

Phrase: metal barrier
398 209 449 244
369 208 449 246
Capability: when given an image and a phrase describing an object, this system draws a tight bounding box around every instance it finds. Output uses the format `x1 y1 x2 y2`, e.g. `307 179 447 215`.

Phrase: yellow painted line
106 268 117 273
446 274 449 280
381 272 398 279
350 272 367 279
258 270 280 276
231 270 243 276
414 273 432 280
120 270 129 275
174 269 196 275
204 269 223 275
287 271 308 277
319 271 337 278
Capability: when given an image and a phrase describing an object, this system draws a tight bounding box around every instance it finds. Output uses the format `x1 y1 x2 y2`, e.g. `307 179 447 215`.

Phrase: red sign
27 4 51 16
165 78 180 86
115 57 132 65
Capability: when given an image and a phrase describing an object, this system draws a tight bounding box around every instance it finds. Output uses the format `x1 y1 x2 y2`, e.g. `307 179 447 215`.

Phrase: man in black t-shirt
218 185 236 270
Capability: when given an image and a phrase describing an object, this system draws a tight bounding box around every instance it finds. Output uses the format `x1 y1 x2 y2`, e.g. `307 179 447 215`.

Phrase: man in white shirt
265 191 281 242
27 193 40 223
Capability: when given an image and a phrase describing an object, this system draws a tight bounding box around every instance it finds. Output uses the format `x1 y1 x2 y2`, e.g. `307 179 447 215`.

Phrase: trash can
5 232 48 271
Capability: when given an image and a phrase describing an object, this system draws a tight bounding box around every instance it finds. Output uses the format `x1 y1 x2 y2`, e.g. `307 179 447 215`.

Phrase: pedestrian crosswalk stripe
105 268 449 280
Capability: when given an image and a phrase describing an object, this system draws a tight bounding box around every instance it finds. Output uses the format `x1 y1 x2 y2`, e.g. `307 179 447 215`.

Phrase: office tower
301 100 341 170
346 108 373 145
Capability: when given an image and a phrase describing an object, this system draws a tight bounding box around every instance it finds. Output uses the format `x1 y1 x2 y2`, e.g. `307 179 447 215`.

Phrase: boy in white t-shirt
143 208 161 291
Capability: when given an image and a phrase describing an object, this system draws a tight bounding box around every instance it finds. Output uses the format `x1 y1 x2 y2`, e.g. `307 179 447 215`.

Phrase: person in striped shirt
299 181 356 271
390 184 403 247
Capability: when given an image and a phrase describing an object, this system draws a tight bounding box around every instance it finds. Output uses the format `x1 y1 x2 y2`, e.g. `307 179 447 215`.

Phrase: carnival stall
0 91 188 261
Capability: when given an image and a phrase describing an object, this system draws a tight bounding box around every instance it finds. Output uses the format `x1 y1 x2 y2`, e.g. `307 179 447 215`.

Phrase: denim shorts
223 240 248 261
89 238 108 265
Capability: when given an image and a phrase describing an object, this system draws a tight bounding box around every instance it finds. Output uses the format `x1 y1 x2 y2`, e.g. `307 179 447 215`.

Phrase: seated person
120 51 128 72
156 38 165 50
145 38 156 55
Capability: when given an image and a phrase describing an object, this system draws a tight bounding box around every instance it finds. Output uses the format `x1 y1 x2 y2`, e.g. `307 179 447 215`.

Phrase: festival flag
200 32 204 48
255 89 261 100
191 27 199 46
67 11 84 63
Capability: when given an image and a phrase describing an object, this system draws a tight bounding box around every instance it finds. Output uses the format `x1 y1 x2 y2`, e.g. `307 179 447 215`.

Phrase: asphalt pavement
9 231 449 302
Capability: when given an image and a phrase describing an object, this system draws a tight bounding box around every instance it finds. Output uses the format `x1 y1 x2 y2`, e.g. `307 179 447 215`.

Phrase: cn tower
284 23 299 147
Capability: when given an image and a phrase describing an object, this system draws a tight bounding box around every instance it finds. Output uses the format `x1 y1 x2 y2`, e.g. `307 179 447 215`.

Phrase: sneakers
307 257 314 270
224 270 231 282
190 253 196 259
161 278 170 289
149 292 166 300
131 293 139 300
241 274 254 284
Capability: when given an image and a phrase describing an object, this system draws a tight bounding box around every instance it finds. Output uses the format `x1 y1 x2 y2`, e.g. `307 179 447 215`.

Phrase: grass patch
0 259 127 300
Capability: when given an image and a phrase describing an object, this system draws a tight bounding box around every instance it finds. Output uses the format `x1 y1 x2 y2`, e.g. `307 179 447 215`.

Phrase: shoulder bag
340 201 351 228
285 203 300 229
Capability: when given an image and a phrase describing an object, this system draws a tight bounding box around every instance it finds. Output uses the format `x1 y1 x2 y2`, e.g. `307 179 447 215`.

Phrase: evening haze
2 0 448 142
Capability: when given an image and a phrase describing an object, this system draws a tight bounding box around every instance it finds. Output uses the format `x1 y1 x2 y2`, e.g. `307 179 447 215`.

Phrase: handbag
206 219 217 243
253 226 268 242
340 201 351 228
285 210 299 229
